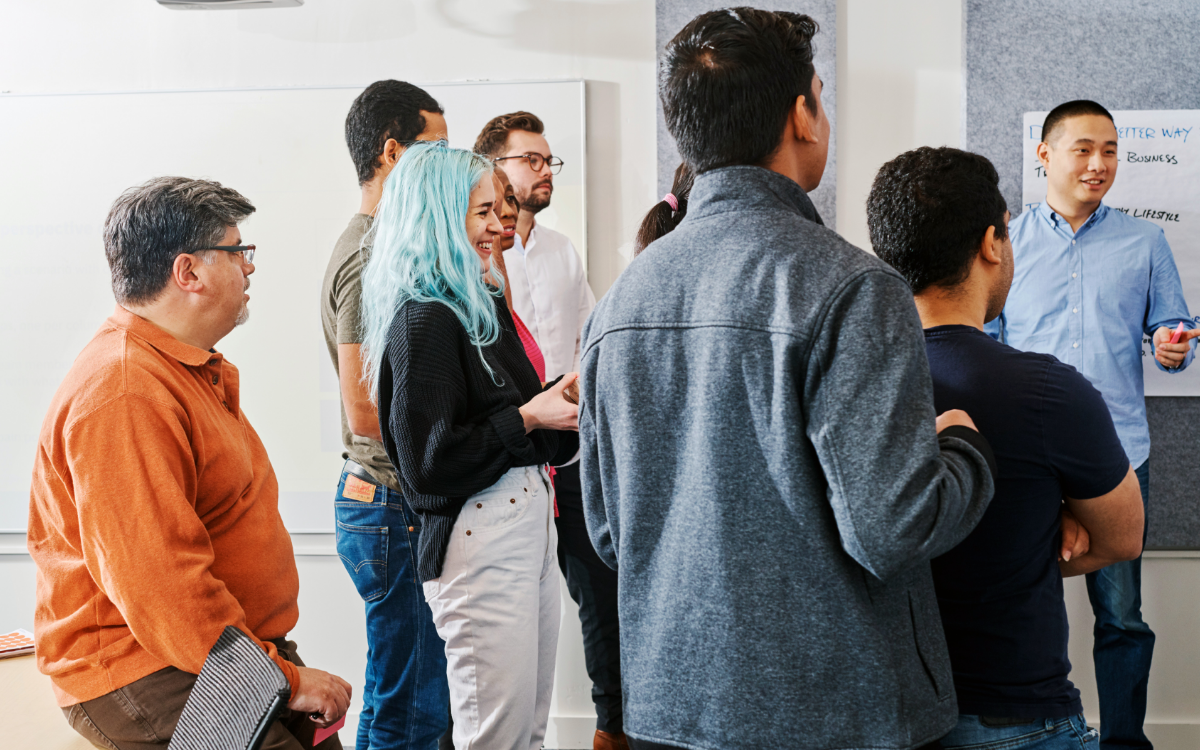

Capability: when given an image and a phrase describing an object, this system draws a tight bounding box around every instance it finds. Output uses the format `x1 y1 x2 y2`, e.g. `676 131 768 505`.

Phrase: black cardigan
378 293 578 581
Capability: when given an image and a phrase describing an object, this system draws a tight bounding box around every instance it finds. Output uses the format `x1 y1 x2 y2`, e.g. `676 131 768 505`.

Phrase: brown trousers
62 638 343 750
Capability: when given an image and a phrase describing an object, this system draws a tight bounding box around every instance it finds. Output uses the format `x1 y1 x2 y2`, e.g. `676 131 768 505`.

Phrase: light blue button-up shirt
986 202 1194 467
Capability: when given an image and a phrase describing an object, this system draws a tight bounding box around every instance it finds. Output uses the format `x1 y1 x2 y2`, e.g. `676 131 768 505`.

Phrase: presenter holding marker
988 100 1198 750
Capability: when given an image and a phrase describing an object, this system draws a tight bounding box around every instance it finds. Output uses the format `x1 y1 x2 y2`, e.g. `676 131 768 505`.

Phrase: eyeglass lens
522 154 564 175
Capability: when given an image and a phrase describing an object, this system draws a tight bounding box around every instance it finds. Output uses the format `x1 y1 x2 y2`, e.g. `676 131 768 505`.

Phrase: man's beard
235 280 250 326
520 181 553 214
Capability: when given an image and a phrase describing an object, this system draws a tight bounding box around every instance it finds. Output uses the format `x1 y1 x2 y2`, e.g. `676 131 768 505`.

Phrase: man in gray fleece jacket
579 9 997 750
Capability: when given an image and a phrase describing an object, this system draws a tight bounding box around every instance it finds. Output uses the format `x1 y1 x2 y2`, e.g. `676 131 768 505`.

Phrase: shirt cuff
272 651 300 703
489 405 537 461
938 424 998 480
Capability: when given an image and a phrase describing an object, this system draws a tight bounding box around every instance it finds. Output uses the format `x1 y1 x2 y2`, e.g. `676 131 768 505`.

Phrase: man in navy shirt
869 146 1144 750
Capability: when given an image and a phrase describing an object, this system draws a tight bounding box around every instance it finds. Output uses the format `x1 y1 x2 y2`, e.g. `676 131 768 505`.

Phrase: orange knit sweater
27 307 300 707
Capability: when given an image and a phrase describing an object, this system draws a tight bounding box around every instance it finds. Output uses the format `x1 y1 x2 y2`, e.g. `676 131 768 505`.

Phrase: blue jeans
1085 459 1154 750
941 715 1098 749
335 469 449 750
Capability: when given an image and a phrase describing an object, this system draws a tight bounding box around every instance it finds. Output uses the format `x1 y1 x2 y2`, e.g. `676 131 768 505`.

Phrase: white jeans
423 464 561 750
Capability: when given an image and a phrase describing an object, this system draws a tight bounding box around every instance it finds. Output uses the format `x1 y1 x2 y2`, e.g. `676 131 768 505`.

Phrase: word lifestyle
1111 208 1181 222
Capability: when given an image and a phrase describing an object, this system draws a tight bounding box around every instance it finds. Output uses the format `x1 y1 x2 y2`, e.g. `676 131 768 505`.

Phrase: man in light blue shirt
989 100 1199 750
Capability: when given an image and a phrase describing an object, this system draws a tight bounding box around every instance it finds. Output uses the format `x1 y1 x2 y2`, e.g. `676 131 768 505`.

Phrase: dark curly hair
474 111 545 159
345 80 443 185
867 146 1007 295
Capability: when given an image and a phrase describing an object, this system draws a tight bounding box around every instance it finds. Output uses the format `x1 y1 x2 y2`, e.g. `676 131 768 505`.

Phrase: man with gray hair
27 177 352 749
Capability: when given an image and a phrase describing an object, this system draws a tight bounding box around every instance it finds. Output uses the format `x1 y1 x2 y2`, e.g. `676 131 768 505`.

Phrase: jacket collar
108 305 218 368
686 165 824 226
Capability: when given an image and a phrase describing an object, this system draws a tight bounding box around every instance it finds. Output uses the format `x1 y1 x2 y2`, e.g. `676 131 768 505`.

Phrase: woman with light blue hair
360 140 580 750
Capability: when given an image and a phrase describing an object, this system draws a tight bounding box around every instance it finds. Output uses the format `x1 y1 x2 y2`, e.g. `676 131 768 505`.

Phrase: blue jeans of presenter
335 463 449 750
1086 460 1154 750
940 715 1099 750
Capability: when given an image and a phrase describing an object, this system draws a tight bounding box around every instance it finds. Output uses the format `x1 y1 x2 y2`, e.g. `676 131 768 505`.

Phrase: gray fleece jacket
579 166 996 750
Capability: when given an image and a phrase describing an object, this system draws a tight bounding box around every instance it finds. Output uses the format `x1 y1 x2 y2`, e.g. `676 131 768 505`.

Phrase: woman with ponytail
360 141 579 750
633 162 694 256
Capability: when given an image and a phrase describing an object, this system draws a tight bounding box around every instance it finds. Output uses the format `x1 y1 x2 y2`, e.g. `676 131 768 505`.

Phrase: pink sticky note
313 714 346 746
1170 322 1187 344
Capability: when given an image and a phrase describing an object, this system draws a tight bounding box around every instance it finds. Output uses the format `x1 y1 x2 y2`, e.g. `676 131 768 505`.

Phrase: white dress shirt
503 222 596 380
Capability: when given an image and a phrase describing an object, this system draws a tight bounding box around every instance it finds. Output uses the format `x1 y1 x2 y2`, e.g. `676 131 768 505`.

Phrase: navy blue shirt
925 325 1129 718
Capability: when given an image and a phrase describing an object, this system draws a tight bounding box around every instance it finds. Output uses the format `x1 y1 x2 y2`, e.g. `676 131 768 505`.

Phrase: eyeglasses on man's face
198 244 256 264
494 152 564 175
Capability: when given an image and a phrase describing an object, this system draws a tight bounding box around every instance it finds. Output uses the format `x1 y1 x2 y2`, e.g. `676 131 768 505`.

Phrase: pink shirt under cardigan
512 310 557 515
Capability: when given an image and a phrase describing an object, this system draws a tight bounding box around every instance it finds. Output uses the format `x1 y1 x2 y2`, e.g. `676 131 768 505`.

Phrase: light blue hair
360 140 502 400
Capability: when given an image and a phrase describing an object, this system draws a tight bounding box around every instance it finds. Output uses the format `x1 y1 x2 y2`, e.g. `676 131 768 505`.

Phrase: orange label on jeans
343 475 376 503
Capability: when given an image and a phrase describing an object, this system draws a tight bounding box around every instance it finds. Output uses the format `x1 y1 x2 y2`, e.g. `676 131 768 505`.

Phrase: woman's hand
519 373 580 433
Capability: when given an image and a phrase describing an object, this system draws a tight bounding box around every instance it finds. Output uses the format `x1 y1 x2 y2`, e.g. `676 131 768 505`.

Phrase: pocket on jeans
336 519 388 602
462 482 532 532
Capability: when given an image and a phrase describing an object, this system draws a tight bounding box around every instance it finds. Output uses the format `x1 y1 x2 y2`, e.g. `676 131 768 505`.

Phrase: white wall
835 0 964 249
3 1 1199 748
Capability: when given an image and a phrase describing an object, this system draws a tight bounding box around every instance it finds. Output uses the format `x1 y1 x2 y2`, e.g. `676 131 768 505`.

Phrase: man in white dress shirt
475 113 622 750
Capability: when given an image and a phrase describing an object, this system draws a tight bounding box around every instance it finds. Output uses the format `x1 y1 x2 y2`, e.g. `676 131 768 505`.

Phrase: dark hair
867 147 1008 295
634 163 694 256
345 80 443 185
103 177 255 305
1042 100 1114 146
661 8 818 174
474 111 545 159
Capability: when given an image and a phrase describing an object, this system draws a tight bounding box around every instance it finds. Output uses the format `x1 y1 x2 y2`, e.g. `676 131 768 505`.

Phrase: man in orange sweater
27 177 351 749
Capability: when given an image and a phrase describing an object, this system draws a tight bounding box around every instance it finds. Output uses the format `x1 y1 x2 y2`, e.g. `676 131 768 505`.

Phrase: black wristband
939 424 998 480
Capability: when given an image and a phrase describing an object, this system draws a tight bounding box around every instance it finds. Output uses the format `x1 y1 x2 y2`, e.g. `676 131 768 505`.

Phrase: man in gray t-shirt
320 80 450 750
321 213 395 486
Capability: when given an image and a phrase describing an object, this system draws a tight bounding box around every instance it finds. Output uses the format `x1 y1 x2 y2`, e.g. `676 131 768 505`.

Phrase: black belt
343 459 380 486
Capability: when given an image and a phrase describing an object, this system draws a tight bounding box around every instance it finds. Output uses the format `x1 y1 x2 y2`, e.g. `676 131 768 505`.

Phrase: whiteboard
0 81 586 531
1021 109 1200 397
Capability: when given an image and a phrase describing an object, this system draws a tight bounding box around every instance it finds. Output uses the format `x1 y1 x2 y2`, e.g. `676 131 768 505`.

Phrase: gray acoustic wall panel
965 0 1200 548
655 1 836 226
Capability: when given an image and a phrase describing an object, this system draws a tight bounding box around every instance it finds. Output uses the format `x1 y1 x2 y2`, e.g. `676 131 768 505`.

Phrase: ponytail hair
633 163 694 256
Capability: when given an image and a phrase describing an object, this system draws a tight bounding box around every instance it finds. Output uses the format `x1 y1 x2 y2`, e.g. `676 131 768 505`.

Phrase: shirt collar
524 222 540 254
108 305 219 368
1037 201 1109 234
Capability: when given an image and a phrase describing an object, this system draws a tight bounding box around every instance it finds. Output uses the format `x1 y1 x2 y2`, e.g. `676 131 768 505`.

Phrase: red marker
313 714 346 746
1169 322 1187 344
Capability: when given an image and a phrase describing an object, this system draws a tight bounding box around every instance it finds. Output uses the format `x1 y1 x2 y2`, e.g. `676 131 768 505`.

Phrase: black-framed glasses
198 244 256 263
495 153 564 175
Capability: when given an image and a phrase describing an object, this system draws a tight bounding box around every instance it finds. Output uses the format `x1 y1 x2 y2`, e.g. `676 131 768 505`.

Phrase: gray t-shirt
320 213 400 491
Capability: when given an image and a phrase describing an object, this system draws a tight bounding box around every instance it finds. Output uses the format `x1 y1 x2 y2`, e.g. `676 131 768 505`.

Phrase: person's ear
382 138 405 169
1036 140 1052 170
792 94 820 144
978 225 1003 267
171 253 207 294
